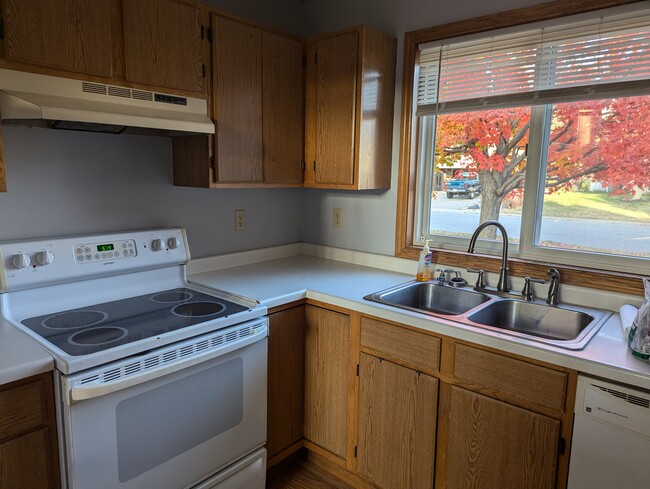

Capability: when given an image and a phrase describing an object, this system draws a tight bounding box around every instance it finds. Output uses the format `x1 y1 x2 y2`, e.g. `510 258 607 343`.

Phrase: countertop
2 248 649 391
189 254 650 391
0 317 53 385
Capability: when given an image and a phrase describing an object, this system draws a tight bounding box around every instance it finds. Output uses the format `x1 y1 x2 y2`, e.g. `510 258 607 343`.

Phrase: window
406 3 650 274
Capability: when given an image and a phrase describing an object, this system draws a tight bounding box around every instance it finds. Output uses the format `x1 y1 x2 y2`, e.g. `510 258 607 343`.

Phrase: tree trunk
477 172 503 240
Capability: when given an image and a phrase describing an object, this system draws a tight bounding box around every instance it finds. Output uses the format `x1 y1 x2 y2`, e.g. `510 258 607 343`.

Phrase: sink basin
467 299 610 349
364 282 490 316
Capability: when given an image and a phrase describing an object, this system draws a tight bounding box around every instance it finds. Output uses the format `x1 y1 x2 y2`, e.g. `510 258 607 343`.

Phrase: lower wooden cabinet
0 373 60 488
266 305 305 459
439 385 561 489
357 353 438 489
303 305 350 460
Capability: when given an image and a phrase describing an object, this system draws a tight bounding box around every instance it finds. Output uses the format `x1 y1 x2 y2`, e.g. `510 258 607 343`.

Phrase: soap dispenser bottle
416 239 432 282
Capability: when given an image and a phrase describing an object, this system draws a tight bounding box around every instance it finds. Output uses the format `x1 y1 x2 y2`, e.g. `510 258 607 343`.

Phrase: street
430 194 650 256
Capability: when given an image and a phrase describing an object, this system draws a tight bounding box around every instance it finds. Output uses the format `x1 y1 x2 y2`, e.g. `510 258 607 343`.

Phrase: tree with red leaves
435 95 650 234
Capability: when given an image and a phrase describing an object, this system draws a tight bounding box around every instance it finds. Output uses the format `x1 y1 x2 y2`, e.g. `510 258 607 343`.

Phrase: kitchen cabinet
266 305 305 460
0 0 114 77
172 14 303 187
356 317 440 489
304 26 396 189
0 373 60 488
122 0 205 94
357 353 438 489
304 305 350 460
441 386 560 489
435 342 573 489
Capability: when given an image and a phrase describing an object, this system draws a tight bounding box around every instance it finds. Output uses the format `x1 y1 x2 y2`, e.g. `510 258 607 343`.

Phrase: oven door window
116 358 243 482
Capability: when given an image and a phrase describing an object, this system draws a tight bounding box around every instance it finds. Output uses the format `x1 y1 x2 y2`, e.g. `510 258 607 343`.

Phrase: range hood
0 69 215 134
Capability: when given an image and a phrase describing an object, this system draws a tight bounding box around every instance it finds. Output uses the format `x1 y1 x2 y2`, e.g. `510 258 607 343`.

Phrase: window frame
395 0 647 296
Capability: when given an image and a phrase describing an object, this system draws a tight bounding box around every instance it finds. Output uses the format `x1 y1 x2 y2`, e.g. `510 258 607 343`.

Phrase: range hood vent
0 69 215 135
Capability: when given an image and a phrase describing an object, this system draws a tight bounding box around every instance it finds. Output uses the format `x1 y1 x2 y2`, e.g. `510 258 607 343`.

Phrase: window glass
429 107 529 242
537 96 650 258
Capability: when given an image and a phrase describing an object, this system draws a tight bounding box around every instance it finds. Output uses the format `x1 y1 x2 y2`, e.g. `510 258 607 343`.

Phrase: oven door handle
63 324 267 404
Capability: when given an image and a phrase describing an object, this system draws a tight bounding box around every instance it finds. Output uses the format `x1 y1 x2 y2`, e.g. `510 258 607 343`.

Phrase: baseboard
267 440 304 469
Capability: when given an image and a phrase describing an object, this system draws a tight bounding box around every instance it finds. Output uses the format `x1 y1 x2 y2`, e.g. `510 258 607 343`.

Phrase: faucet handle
521 277 546 301
466 268 486 289
435 268 452 284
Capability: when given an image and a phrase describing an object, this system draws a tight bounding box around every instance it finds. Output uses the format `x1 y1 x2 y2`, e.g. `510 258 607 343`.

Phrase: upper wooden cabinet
304 26 396 190
122 0 205 93
0 0 114 77
172 14 303 187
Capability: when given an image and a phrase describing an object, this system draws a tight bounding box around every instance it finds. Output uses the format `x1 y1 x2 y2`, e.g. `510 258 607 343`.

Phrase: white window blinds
416 5 650 116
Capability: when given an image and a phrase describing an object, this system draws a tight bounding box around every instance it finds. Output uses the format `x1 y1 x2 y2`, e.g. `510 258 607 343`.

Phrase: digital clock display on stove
97 244 114 252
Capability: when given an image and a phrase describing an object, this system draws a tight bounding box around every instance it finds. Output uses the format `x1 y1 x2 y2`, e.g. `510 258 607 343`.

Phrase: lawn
505 191 650 222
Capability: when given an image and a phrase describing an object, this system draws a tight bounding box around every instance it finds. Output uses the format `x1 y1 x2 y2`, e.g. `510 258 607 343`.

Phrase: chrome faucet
546 268 561 305
467 220 510 292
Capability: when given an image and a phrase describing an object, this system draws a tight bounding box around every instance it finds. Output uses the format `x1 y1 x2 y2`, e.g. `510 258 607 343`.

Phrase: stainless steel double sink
364 281 612 350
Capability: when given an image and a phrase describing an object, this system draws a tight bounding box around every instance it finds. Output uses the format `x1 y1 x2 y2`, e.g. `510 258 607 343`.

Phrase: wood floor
266 454 356 489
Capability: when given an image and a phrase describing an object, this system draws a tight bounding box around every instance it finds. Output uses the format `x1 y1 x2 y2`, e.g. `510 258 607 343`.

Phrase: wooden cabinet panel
0 379 46 440
305 26 396 190
262 31 304 184
304 305 349 459
357 353 437 489
0 373 59 488
1 0 114 77
213 14 263 183
267 306 305 458
442 386 560 489
453 344 567 412
0 428 53 488
122 0 203 93
360 317 440 374
314 32 358 185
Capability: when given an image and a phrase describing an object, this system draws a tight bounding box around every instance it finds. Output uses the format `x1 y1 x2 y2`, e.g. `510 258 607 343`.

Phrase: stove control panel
74 239 137 264
0 228 190 293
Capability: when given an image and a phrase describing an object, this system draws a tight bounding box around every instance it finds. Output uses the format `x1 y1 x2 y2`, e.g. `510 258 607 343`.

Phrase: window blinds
416 5 650 116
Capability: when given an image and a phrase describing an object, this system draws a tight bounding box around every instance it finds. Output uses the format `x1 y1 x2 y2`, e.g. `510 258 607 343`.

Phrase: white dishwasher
568 374 650 488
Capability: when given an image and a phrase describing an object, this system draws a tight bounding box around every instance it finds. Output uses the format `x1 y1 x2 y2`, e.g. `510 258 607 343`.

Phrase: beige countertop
3 246 649 391
189 253 650 391
0 317 53 385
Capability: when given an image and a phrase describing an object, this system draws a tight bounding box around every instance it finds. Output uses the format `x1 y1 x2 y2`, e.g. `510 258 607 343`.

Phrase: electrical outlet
235 210 246 231
333 208 343 228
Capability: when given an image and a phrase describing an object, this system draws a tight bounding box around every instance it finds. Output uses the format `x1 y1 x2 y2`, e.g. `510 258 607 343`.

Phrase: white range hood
0 69 214 134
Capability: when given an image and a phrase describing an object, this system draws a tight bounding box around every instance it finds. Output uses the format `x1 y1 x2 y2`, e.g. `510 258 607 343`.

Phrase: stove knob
167 237 181 249
12 253 31 269
37 251 54 266
151 238 164 251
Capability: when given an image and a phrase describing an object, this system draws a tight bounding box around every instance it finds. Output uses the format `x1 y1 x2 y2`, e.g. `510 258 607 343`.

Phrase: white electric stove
0 228 268 489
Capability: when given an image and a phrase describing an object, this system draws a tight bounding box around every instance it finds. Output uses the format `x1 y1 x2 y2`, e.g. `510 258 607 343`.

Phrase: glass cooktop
21 288 250 356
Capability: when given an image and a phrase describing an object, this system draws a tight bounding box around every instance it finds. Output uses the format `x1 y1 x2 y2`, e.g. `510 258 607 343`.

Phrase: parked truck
446 171 481 199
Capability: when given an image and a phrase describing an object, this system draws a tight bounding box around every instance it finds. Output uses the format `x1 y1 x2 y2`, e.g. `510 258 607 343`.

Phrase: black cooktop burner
21 288 249 356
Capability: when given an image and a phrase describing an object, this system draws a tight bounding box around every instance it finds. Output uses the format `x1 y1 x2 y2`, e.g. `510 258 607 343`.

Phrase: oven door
57 319 267 489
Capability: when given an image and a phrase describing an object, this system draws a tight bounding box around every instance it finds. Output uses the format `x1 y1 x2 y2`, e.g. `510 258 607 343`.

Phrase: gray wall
0 0 548 258
0 127 301 257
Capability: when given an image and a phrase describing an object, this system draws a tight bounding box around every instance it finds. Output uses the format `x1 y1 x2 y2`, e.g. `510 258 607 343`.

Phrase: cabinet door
304 305 349 459
0 428 54 488
262 32 304 184
266 306 305 458
1 0 113 77
314 32 358 185
213 15 263 183
122 0 203 92
357 353 438 489
442 386 560 489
